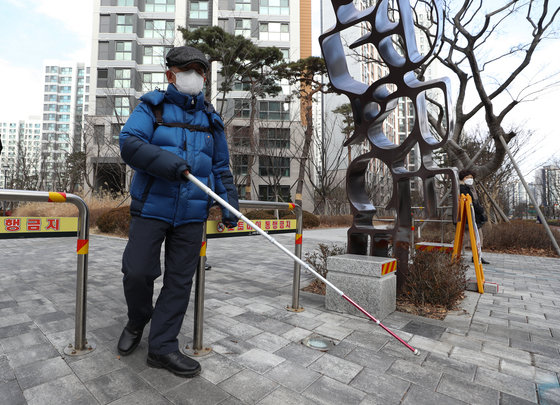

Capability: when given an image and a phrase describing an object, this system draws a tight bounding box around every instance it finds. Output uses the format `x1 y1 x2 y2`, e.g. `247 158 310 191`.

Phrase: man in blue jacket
117 46 239 378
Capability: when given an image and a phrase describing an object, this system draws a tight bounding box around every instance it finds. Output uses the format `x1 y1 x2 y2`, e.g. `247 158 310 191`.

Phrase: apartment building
89 0 313 208
0 117 42 189
41 61 90 190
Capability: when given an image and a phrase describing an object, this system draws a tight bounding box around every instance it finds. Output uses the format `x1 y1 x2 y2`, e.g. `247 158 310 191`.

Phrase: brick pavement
1 228 560 404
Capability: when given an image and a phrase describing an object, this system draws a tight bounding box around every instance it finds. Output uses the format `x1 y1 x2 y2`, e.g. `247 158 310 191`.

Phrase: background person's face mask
173 70 204 95
464 178 474 186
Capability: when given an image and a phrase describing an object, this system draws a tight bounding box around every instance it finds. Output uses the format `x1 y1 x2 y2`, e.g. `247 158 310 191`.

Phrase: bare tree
429 0 560 179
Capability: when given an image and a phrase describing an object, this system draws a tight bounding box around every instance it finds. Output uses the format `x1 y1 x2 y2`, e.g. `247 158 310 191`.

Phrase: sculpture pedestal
325 254 396 320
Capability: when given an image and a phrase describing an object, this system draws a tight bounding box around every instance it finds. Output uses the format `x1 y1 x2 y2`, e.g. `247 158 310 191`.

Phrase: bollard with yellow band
77 239 89 255
48 192 67 202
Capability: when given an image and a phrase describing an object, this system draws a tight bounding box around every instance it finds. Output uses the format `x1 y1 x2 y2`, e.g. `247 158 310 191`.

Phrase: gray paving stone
246 331 291 353
236 348 285 373
265 360 321 392
449 346 500 370
198 353 244 384
274 342 324 367
23 374 98 405
68 348 126 381
6 342 61 369
258 386 317 405
0 379 26 405
401 383 468 405
309 352 363 384
500 392 538 405
0 355 15 382
105 388 172 404
344 345 396 371
303 375 367 405
386 358 442 390
474 366 537 402
218 369 278 404
165 376 230 405
422 353 477 381
402 320 447 340
437 373 500 405
85 367 149 404
350 367 410 403
139 364 194 392
14 356 72 390
537 381 560 405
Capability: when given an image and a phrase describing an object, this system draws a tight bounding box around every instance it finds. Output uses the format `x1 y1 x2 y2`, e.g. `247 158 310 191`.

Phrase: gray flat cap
166 46 209 71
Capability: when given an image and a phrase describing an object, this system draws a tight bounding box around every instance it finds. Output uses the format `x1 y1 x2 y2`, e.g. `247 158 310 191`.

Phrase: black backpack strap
150 103 212 133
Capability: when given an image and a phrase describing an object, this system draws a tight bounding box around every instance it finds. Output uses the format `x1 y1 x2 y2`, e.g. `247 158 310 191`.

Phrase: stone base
466 279 499 294
325 254 396 320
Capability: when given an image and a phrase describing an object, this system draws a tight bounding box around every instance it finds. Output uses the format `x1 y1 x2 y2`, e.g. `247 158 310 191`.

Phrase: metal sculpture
319 0 458 289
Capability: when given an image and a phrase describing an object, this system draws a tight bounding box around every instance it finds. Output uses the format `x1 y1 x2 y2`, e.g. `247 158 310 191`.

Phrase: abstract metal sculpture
319 0 458 289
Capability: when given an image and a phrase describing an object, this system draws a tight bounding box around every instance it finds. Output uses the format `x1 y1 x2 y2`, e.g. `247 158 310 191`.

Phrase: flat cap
166 46 209 71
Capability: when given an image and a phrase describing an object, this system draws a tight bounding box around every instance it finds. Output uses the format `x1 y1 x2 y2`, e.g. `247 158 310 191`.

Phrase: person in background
117 46 238 378
459 169 489 264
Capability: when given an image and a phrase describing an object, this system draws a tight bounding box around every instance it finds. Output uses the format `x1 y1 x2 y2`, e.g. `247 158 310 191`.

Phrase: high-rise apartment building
41 61 90 190
0 117 42 190
88 0 313 208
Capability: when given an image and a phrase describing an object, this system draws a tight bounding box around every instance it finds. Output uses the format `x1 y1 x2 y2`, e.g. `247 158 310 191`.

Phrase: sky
0 0 558 180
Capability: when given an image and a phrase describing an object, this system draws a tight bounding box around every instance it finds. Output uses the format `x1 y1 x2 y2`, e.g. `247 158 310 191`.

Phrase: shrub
401 250 467 309
304 243 346 279
483 220 560 255
96 206 131 236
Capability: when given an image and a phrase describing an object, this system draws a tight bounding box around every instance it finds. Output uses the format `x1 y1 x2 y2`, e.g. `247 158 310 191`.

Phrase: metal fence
0 189 93 356
189 200 303 355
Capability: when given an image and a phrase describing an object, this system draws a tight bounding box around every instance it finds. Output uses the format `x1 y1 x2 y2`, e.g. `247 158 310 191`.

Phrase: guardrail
189 200 303 356
0 189 94 356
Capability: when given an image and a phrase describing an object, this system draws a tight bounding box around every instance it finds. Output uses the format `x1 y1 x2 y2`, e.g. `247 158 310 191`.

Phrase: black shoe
147 351 201 378
481 258 490 264
204 263 212 271
117 322 145 356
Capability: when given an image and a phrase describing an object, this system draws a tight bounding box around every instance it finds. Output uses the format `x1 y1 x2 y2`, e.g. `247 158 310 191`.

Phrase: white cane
187 173 419 355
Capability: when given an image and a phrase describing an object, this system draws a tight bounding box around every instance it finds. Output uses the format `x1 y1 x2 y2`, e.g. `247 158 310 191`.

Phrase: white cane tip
413 349 420 356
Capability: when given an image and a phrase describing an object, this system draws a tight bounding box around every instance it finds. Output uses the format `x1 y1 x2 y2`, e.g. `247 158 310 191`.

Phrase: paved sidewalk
1 228 560 404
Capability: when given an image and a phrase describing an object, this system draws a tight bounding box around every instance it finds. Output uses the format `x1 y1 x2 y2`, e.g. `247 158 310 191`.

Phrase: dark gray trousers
122 216 203 354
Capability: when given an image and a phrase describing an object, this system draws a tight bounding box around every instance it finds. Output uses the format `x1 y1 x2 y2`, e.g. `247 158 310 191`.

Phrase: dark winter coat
460 184 487 227
119 85 238 226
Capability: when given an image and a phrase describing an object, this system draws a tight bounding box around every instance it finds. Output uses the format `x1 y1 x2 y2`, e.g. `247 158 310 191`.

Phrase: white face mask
464 178 474 186
173 70 204 95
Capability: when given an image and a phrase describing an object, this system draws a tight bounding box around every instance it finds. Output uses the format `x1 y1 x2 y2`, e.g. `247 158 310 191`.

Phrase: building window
259 156 290 177
114 68 132 88
259 127 290 148
233 76 250 91
259 101 289 120
94 125 104 144
235 19 252 38
143 46 169 64
259 185 291 202
280 48 289 60
114 97 130 117
232 126 250 147
235 0 251 11
111 124 123 143
189 0 208 19
145 0 174 12
60 86 72 93
234 99 250 118
117 14 134 33
115 41 133 60
260 0 289 15
259 22 289 41
232 154 249 175
142 72 167 91
144 20 174 39
117 0 134 5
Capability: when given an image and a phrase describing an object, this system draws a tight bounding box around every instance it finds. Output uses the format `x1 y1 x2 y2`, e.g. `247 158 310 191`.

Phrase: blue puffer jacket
119 85 239 227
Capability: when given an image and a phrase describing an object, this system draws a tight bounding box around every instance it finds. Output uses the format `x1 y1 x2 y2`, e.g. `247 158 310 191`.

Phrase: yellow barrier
0 216 78 238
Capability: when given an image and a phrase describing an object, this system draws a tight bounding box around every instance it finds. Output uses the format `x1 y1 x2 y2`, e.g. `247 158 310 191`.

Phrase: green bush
96 206 131 236
401 250 467 309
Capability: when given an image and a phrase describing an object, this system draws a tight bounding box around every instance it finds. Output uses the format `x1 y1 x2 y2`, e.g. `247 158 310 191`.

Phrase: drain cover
301 334 335 351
